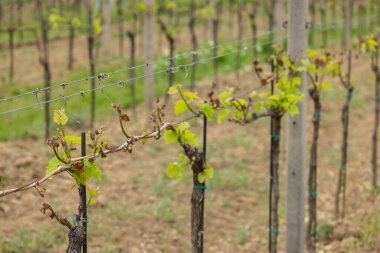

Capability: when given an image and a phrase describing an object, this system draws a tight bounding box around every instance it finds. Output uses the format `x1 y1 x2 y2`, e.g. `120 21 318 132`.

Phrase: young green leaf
198 102 214 121
167 84 182 95
174 100 188 115
217 108 230 123
166 162 184 179
198 164 214 183
182 91 200 101
45 157 62 177
64 135 81 144
163 130 178 144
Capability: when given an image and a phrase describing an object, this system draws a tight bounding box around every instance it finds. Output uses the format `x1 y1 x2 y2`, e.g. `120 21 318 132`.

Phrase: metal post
200 112 207 252
286 0 308 252
81 132 87 253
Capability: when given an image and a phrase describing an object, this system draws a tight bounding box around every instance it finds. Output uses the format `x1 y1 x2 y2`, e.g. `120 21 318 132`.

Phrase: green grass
0 226 65 253
0 33 273 141
0 15 377 142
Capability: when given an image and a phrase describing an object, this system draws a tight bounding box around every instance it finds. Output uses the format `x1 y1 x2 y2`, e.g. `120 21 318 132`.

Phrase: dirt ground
1 52 380 253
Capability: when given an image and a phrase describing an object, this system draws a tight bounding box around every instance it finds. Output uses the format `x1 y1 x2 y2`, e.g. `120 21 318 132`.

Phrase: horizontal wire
0 14 375 115
0 30 274 103
0 39 276 116
1 12 371 104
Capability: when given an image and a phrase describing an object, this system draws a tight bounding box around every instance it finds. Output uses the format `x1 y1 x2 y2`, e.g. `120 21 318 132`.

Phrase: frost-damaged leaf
198 102 214 121
167 84 182 95
74 160 102 185
174 100 188 115
53 109 68 126
64 135 81 144
163 129 178 144
217 108 230 123
45 157 63 177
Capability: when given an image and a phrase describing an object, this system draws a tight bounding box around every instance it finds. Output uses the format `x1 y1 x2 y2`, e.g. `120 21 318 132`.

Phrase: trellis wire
0 15 375 116
0 30 274 104
0 39 276 116
0 12 371 105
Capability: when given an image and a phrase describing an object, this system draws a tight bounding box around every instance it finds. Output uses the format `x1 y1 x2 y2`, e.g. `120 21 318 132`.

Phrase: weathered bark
309 0 316 46
117 0 124 57
343 0 353 50
182 144 205 253
358 3 367 35
335 52 353 220
307 88 321 253
86 0 96 128
0 3 3 27
274 0 284 46
36 0 51 140
68 24 75 70
370 0 376 27
372 69 380 190
58 0 64 16
320 1 327 47
269 115 282 253
127 30 137 116
17 1 23 44
236 4 243 79
265 0 275 43
377 0 380 26
189 0 198 90
249 2 258 59
212 2 222 84
331 0 337 28
66 226 86 253
158 19 175 98
8 28 15 83
101 0 111 58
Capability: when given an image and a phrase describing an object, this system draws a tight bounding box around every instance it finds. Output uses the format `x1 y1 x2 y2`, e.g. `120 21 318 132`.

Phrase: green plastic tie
309 191 318 197
269 227 280 235
271 134 280 139
193 185 208 190
314 111 322 117
340 163 347 170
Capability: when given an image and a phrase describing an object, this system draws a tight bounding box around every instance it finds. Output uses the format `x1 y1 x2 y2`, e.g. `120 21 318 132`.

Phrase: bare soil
1 54 380 253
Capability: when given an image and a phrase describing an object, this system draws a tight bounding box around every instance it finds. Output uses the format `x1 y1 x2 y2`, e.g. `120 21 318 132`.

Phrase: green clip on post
309 191 318 197
314 111 321 117
193 185 208 190
271 134 280 139
269 227 280 235
340 163 347 170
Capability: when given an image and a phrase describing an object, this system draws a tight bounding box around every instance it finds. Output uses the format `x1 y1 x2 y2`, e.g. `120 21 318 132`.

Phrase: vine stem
0 116 199 198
